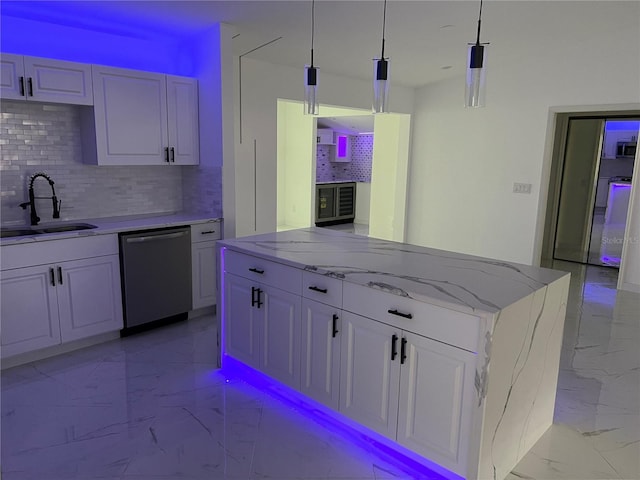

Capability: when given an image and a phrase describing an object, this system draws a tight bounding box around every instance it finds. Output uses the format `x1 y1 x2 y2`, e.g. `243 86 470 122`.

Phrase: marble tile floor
1 260 638 480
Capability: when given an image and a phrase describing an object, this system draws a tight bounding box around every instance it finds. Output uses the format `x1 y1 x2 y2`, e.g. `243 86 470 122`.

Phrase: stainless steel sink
34 223 97 234
0 228 41 238
1 223 97 238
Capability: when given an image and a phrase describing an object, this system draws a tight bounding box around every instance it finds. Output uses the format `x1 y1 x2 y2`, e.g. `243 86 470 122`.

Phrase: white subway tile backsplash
0 100 222 226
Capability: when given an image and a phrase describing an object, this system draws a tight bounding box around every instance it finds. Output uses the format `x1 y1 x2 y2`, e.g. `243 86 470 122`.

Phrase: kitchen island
217 228 570 480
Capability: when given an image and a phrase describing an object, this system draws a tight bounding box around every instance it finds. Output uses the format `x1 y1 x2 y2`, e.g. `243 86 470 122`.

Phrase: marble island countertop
0 212 221 246
219 227 569 316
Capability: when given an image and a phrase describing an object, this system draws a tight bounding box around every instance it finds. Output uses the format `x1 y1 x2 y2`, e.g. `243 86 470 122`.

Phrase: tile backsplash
0 100 221 225
316 134 373 183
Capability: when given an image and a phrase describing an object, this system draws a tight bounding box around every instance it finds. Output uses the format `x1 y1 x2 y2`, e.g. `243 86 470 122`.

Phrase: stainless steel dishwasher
119 226 191 334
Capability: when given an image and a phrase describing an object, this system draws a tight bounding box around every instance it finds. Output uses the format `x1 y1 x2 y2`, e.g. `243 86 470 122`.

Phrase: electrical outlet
513 182 532 194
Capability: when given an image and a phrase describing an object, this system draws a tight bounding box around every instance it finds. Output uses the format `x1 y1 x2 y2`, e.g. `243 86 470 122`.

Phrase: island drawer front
342 282 481 353
302 271 343 307
224 249 302 295
191 222 221 242
1 234 119 270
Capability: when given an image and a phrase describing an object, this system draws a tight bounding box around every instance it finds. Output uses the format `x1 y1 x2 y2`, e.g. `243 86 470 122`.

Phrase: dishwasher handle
125 231 188 243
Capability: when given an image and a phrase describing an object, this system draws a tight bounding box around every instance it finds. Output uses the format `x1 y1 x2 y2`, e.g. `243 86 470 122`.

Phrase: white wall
406 14 640 266
233 56 415 238
369 114 412 242
277 100 315 229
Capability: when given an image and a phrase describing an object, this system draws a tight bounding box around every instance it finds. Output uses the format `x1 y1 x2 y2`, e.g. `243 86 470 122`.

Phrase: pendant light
373 0 390 113
304 0 319 115
465 0 488 108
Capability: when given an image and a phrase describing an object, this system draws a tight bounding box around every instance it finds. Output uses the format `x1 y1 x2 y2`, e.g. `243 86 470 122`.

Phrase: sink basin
0 228 41 238
34 223 97 234
1 223 98 238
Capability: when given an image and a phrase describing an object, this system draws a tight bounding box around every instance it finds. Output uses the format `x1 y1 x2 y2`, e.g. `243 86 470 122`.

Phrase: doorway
542 112 639 268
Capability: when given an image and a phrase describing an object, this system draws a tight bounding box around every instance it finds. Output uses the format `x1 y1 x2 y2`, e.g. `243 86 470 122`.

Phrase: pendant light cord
310 0 315 67
381 0 387 59
475 0 483 46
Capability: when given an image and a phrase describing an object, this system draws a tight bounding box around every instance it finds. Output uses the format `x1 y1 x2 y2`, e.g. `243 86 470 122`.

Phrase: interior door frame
540 109 640 267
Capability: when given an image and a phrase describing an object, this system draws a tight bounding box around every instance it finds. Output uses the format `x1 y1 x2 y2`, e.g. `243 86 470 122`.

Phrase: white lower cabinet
222 249 477 478
260 284 301 389
191 241 217 309
340 311 401 438
225 273 261 368
224 272 301 389
397 331 476 475
56 255 123 343
0 235 123 360
0 265 61 357
190 222 221 310
301 298 341 409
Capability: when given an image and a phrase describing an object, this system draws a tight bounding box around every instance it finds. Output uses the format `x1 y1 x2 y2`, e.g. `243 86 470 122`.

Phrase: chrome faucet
19 172 61 226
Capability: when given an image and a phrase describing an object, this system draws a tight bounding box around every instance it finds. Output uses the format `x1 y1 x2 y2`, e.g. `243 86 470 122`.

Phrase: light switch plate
513 182 532 194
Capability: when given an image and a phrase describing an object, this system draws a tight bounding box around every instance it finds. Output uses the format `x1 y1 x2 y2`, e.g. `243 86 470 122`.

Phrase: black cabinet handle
249 267 264 275
201 230 216 235
391 334 398 361
332 314 339 337
57 266 63 285
164 147 170 162
251 286 258 307
308 285 327 294
19 76 25 96
49 267 56 286
170 147 175 162
401 337 408 364
256 288 263 308
28 77 33 96
388 309 413 319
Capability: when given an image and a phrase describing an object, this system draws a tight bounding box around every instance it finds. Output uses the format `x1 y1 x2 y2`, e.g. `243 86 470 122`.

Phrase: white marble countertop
0 212 221 246
219 228 569 316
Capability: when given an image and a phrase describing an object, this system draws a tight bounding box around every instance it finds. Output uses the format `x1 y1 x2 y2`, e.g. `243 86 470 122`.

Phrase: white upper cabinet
86 65 199 165
167 75 199 165
1 53 93 105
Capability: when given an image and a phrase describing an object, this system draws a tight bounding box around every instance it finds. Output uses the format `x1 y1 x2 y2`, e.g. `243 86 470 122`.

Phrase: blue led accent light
604 120 640 132
0 9 200 76
220 355 463 480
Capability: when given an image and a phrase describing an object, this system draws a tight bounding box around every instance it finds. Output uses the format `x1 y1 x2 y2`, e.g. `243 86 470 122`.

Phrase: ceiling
1 1 637 88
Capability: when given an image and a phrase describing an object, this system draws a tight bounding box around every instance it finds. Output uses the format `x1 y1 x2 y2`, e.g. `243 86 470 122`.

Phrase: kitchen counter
0 212 221 246
218 227 567 316
218 228 570 480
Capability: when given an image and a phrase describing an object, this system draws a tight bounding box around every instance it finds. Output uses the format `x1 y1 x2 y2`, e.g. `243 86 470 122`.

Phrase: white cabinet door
261 285 301 389
24 57 93 105
192 240 217 309
397 331 476 476
224 273 262 368
301 298 341 409
1 54 93 104
0 53 25 100
92 65 169 165
167 75 199 165
56 255 123 343
339 311 400 439
0 265 61 357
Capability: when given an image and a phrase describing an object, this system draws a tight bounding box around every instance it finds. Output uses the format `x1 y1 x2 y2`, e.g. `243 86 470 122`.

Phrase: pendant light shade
373 58 390 114
304 0 319 115
304 65 319 115
465 0 488 108
373 0 390 113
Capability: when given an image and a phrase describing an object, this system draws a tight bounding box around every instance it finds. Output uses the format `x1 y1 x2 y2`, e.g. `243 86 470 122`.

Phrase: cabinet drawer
191 221 221 243
342 283 481 353
1 234 119 270
223 249 302 295
302 271 343 307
